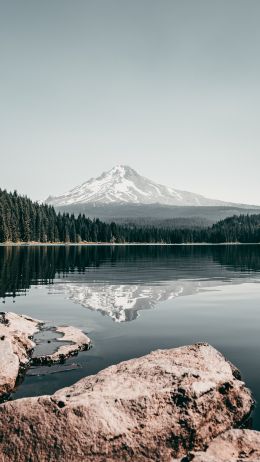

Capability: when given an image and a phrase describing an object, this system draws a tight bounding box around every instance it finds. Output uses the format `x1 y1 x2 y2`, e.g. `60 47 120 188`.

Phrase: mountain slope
46 165 246 207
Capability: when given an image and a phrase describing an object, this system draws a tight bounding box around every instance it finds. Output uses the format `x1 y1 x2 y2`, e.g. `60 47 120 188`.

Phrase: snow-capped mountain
46 165 240 207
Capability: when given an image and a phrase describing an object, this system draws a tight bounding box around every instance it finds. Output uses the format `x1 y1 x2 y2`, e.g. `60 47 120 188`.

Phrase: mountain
45 165 260 225
46 165 247 208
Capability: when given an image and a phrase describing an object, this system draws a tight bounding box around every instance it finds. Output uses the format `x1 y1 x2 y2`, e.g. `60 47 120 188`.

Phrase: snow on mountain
46 165 237 207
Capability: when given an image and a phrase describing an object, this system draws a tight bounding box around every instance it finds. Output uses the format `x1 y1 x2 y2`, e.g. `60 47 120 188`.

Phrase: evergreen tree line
1 189 260 243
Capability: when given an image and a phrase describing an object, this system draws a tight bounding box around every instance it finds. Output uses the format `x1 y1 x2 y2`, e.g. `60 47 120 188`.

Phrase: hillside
54 203 260 227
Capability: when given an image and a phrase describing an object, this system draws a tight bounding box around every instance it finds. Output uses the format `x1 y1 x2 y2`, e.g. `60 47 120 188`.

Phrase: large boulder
0 343 254 462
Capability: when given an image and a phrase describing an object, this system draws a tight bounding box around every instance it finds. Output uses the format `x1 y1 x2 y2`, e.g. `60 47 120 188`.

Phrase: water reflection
4 245 260 430
51 278 250 322
1 245 260 321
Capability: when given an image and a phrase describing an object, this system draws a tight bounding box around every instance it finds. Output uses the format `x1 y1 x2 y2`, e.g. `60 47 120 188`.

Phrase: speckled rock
32 325 91 365
0 343 254 462
188 429 260 461
0 312 41 398
0 312 91 399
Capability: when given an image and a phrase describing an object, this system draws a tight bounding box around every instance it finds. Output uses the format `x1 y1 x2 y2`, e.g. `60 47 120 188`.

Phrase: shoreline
0 241 260 247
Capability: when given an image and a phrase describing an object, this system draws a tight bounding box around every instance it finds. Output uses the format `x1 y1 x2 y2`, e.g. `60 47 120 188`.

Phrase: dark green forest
0 189 260 244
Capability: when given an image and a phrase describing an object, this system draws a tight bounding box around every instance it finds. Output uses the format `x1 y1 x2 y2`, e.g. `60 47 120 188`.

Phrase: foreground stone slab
189 429 260 461
0 343 253 462
0 312 41 399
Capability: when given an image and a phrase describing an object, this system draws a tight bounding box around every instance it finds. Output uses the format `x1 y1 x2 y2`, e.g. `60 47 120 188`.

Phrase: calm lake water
1 245 260 428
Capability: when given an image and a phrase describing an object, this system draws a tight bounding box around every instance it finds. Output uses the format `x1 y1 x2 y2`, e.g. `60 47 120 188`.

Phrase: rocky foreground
0 341 259 461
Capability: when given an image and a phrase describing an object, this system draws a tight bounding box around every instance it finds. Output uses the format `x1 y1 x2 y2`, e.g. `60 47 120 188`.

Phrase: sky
0 0 260 204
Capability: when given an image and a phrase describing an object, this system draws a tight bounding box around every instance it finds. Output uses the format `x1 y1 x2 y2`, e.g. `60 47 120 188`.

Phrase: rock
32 326 91 365
0 312 91 399
188 429 260 461
0 312 41 399
0 343 254 462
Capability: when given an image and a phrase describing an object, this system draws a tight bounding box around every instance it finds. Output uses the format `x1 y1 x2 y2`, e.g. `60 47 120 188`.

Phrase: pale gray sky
0 0 259 204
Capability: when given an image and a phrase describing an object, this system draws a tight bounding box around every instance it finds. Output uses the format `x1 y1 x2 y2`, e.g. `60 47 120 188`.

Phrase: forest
0 189 260 244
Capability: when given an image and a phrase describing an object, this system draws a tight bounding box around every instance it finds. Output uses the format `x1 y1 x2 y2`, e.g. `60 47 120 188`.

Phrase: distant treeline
0 189 260 243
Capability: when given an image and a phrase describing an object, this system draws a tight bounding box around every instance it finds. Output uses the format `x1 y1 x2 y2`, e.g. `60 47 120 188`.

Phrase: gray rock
32 325 91 365
0 312 91 399
189 429 260 461
0 343 254 461
0 312 41 398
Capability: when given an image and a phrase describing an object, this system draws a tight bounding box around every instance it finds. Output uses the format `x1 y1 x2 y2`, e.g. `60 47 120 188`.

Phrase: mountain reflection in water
1 245 260 322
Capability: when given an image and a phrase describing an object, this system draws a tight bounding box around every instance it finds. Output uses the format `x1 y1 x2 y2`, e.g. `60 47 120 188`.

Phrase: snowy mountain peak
97 165 139 183
46 165 240 207
108 164 136 175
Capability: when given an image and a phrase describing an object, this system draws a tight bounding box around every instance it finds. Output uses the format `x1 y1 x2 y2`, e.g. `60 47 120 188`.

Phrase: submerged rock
27 363 81 376
0 343 254 461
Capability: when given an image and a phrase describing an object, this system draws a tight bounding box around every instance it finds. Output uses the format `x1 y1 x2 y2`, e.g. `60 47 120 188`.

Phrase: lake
1 244 260 429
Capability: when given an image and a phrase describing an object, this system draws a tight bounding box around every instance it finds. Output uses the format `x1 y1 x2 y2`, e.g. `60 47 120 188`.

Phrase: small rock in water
32 325 91 365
